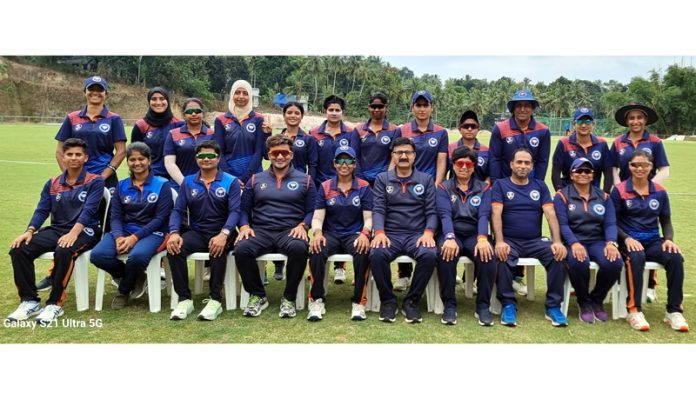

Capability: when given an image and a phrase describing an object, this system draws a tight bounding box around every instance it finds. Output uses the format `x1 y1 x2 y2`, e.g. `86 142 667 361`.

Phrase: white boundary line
0 159 54 165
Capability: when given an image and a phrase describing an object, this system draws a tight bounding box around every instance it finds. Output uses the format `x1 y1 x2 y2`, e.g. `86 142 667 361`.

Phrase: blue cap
334 146 356 159
411 90 433 104
83 76 108 91
506 89 539 112
573 107 594 121
570 157 594 172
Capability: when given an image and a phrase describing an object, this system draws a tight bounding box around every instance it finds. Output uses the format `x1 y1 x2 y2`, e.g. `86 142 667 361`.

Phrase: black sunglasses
369 104 386 109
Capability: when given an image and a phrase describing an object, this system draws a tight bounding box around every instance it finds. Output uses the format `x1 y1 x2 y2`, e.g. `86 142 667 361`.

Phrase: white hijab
228 80 253 120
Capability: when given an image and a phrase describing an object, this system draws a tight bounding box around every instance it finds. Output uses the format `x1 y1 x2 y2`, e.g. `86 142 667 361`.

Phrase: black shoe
130 273 148 299
441 306 458 325
402 299 422 323
379 301 397 323
475 308 494 326
36 275 52 292
111 293 129 310
273 263 284 281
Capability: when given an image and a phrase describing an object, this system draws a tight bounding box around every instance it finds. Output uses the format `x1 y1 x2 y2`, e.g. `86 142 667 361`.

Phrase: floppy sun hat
614 102 658 127
506 89 539 112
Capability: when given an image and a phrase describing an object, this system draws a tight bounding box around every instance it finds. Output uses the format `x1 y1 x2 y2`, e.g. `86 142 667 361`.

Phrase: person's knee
417 248 438 265
285 240 308 257
232 240 255 257
628 251 646 268
369 248 392 267
127 251 152 267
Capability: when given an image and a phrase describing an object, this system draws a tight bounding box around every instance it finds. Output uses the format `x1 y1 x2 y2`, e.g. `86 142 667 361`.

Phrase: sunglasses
393 150 415 156
572 168 593 175
335 158 356 165
369 104 386 109
184 108 203 115
459 123 479 130
575 119 594 126
196 153 218 159
453 159 475 169
269 149 292 158
629 161 652 168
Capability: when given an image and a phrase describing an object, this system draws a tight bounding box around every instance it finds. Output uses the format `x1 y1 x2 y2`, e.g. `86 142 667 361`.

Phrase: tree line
12 56 696 136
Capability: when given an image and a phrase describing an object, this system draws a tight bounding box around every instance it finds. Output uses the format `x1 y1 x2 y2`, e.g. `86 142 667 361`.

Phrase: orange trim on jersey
623 254 637 313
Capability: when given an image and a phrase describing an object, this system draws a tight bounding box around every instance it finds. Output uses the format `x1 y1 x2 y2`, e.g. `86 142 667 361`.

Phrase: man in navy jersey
491 148 568 327
234 134 316 319
370 137 438 323
7 138 104 325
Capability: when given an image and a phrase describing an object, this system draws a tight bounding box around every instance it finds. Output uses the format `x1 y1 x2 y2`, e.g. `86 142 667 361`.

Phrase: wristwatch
608 241 618 248
445 233 456 240
221 228 231 236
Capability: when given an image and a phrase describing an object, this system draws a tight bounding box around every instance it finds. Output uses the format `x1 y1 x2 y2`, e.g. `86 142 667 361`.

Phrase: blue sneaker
500 304 517 327
545 307 568 327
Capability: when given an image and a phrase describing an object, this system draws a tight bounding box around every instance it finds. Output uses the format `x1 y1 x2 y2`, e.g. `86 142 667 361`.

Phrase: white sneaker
627 311 650 331
664 311 689 332
334 268 346 284
512 279 528 296
170 299 194 320
646 288 657 303
35 304 64 325
279 298 297 318
307 299 326 321
6 301 42 322
197 299 223 321
351 303 367 321
394 277 411 291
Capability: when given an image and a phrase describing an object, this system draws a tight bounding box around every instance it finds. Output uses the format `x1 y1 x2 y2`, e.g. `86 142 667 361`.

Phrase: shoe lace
670 312 686 325
44 305 60 317
247 295 260 308
281 298 294 311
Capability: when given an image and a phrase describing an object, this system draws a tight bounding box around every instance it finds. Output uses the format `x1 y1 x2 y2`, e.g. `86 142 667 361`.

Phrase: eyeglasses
393 150 415 156
575 119 594 126
196 153 218 159
572 168 593 175
184 108 203 115
453 159 475 169
335 158 355 165
369 104 386 109
269 149 292 158
459 123 479 130
629 161 652 168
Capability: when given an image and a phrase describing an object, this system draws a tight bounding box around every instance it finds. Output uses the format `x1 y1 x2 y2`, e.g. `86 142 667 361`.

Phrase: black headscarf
144 87 174 127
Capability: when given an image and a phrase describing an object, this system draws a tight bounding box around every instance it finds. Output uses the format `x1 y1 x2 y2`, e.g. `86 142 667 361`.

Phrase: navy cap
506 89 539 112
573 107 594 121
411 90 433 104
334 146 356 159
83 76 108 91
458 110 479 126
570 157 594 172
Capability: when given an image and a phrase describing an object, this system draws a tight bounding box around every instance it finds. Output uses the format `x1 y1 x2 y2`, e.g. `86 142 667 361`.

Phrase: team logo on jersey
55 193 62 201
99 123 111 133
361 136 368 142
386 185 395 194
619 148 626 156
339 139 349 147
328 198 336 206
428 138 438 147
625 199 632 208
146 131 153 139
506 191 515 200
593 204 605 215
591 150 601 160
123 195 132 204
295 139 305 148
75 124 82 131
147 193 159 203
478 156 485 166
191 188 199 197
649 199 660 210
352 196 361 207
215 187 227 197
109 187 116 195
412 184 425 196
259 182 267 190
318 140 325 147
469 195 481 207
246 124 256 133
381 136 391 145
530 190 540 201
83 227 95 237
529 137 540 147
642 147 653 155
451 194 457 203
224 124 232 132
78 191 87 202
568 203 576 211
178 139 186 146
506 137 514 144
287 181 299 191
569 150 577 158
540 237 551 242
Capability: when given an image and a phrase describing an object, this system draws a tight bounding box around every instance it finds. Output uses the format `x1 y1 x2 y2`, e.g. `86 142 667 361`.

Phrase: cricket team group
5 74 689 333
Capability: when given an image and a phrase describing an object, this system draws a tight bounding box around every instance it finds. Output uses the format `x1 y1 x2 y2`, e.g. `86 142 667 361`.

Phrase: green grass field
1 124 694 344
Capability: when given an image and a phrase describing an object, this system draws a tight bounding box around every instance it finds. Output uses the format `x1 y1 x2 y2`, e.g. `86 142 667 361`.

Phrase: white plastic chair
616 261 664 319
37 186 111 312
561 262 624 320
237 253 306 310
165 252 239 310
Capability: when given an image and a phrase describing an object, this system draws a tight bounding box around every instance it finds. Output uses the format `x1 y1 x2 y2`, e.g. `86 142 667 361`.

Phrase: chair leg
95 268 106 312
489 282 501 315
617 266 628 319
525 265 535 301
74 251 90 311
561 275 571 316
365 271 380 312
464 261 475 299
427 270 444 314
164 259 178 310
224 254 237 310
194 260 204 295
146 255 162 313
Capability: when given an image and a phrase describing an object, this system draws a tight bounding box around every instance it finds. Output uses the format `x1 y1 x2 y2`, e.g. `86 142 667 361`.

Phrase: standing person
610 149 688 332
436 146 497 326
234 135 316 319
309 95 360 284
553 158 623 323
448 110 490 182
307 146 373 321
39 76 126 291
391 90 449 292
164 98 215 191
552 107 613 193
214 79 273 186
354 92 399 186
166 140 241 321
90 142 173 309
130 87 184 180
491 148 568 327
369 137 438 323
6 138 104 324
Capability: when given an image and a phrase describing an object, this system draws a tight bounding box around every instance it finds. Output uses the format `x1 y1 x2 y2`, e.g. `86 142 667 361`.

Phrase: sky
381 56 693 84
